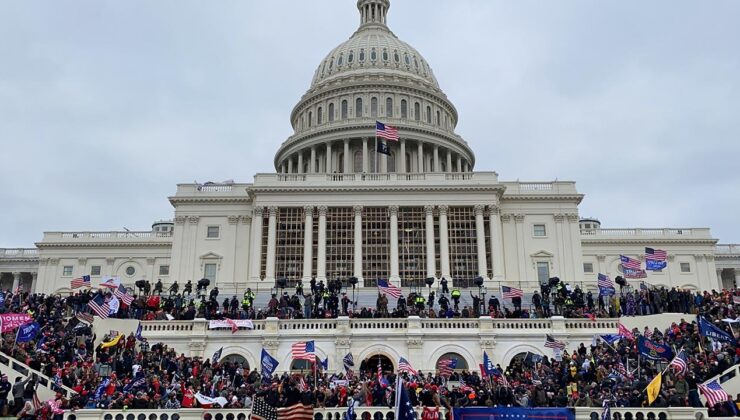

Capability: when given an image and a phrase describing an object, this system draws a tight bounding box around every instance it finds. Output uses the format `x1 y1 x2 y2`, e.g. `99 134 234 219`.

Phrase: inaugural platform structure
1 0 736 295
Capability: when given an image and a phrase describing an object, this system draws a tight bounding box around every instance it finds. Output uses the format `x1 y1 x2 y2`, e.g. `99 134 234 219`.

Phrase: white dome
310 25 440 89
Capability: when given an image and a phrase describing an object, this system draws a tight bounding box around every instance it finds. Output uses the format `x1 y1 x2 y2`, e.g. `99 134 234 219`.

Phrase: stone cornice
250 184 505 194
502 194 585 204
581 238 718 246
35 242 173 249
168 196 251 206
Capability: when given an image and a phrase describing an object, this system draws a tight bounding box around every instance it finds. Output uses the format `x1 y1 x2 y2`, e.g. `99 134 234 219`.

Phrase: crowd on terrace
0 285 738 418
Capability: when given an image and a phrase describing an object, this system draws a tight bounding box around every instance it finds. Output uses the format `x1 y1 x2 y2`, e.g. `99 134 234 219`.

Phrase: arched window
308 111 312 127
356 98 363 118
341 100 348 119
414 102 420 121
353 151 363 173
386 98 393 118
437 110 441 126
328 103 335 122
371 97 378 118
426 106 432 123
317 107 323 124
401 100 407 118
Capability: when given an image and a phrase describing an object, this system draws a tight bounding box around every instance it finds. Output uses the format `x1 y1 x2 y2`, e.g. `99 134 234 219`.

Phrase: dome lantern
358 0 390 28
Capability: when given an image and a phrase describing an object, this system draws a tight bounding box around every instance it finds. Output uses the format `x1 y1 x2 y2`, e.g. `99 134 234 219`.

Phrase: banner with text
208 319 254 330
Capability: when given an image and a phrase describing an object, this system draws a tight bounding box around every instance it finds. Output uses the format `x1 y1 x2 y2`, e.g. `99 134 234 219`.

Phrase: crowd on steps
0 286 737 419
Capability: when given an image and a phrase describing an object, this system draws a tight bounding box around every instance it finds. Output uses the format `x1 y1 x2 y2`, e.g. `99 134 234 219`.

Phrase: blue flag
94 378 110 401
320 357 329 371
36 335 47 350
599 286 616 296
646 259 666 271
261 348 279 380
16 322 40 343
394 377 417 420
699 315 737 344
0 293 5 306
377 140 390 155
212 347 223 364
345 401 355 420
637 336 674 361
134 322 143 341
600 334 621 345
483 351 496 376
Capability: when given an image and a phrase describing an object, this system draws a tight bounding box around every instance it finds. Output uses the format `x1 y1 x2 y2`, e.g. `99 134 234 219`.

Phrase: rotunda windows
348 50 354 63
371 97 378 118
386 98 393 118
370 47 377 62
355 98 363 118
382 48 389 62
426 106 432 124
337 53 343 67
317 107 323 124
341 100 348 120
359 48 365 63
401 99 407 118
328 57 333 71
414 56 419 71
328 103 335 122
414 102 420 121
404 52 410 66
394 50 400 63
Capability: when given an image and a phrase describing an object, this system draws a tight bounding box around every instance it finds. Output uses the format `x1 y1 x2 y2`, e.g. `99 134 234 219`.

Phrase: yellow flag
646 372 662 405
101 333 124 349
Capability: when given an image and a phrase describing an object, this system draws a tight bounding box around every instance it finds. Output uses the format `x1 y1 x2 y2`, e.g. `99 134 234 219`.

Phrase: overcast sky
1 0 739 248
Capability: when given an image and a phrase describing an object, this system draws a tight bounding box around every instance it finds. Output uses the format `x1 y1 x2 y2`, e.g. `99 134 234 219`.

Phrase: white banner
194 392 228 407
208 319 254 330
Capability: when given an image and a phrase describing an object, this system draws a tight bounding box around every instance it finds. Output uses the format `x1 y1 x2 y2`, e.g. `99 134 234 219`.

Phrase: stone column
433 146 440 172
456 156 462 173
249 207 264 282
317 206 328 281
344 139 350 173
11 272 21 292
389 205 400 282
424 205 436 280
297 153 304 174
417 142 424 172
302 206 314 281
30 272 38 293
474 205 488 279
287 156 293 174
353 206 364 284
326 143 333 173
362 138 369 173
265 207 278 283
399 139 406 173
735 269 740 288
310 147 316 173
488 205 505 281
439 205 451 281
446 150 452 173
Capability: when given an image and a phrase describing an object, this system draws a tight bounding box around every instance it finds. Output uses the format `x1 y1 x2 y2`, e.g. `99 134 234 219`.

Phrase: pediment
199 251 223 260
530 250 554 258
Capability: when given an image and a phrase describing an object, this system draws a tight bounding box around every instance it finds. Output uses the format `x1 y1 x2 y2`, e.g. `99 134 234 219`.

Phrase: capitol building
1 0 736 298
1 2 739 417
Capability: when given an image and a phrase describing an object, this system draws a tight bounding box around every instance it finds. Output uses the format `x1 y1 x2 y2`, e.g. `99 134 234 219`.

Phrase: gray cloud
1 0 738 247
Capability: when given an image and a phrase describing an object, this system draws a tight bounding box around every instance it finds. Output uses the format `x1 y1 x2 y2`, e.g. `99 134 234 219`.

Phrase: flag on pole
619 255 641 270
291 341 316 360
598 274 616 295
107 296 120 315
377 141 390 155
501 285 523 299
398 357 417 375
99 276 121 289
698 379 731 407
76 312 94 324
544 334 566 350
437 358 457 377
698 315 737 344
617 323 635 341
646 373 662 405
88 295 110 319
669 349 688 374
212 347 223 364
377 279 402 298
394 376 418 420
71 275 91 289
113 284 134 306
376 121 399 141
645 247 667 270
624 268 648 279
601 400 611 420
16 322 40 343
482 351 496 376
261 348 279 380
251 397 277 420
135 322 143 341
600 334 621 345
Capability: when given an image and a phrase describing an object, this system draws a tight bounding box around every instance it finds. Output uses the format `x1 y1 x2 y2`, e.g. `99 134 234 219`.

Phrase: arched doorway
221 354 250 370
360 354 394 375
290 359 315 372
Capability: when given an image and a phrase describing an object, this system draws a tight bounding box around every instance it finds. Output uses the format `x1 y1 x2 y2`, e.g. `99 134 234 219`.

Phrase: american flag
616 360 633 379
277 403 314 420
620 255 642 270
377 279 402 298
491 368 510 388
113 284 134 306
297 376 308 392
291 341 315 361
398 357 417 375
47 399 64 415
544 334 566 350
597 273 613 289
617 323 635 341
437 358 457 377
501 285 523 299
698 380 730 407
458 377 473 392
70 275 91 289
375 121 399 141
252 397 277 420
31 393 42 411
99 276 121 289
88 295 110 319
669 349 688 375
75 312 94 324
645 247 667 261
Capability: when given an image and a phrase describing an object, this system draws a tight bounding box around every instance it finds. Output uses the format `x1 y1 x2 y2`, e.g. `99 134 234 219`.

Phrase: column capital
188 216 200 224
501 213 512 223
514 214 525 223
566 213 580 223
268 206 278 216
228 215 240 225
488 205 500 215
174 216 187 225
11 272 21 278
388 205 399 216
474 204 485 215
596 254 607 262
253 207 264 218
343 138 349 144
424 205 435 216
318 206 328 216
554 213 566 223
304 206 314 217
353 205 363 215
437 205 448 216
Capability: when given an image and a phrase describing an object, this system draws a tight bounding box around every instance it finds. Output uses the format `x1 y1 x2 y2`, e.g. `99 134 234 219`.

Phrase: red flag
225 318 238 334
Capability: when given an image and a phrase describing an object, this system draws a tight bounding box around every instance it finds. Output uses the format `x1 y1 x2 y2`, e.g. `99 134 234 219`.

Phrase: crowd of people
0 283 738 418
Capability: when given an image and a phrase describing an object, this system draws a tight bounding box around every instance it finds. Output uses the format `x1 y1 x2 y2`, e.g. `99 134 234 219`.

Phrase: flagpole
374 133 378 174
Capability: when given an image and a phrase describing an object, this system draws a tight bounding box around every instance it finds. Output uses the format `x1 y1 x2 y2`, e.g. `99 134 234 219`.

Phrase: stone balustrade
253 172 499 186
0 350 76 399
41 231 173 242
716 244 740 255
62 407 708 420
0 248 39 258
580 227 712 238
